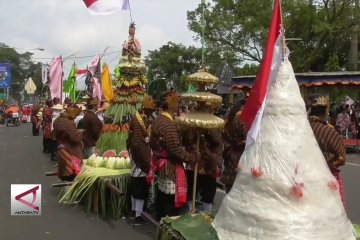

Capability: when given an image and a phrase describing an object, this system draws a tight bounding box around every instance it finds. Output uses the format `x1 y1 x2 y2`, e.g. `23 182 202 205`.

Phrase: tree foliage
0 43 42 102
145 42 222 95
187 0 355 72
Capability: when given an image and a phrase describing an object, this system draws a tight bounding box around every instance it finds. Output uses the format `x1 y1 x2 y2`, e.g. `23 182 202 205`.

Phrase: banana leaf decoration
114 65 121 79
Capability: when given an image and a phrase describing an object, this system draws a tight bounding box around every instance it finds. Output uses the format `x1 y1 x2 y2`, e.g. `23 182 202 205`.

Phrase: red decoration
328 180 339 191
251 167 264 177
290 182 304 199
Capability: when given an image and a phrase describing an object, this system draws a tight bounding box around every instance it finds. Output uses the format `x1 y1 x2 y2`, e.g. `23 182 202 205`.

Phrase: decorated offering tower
59 23 148 219
96 22 147 154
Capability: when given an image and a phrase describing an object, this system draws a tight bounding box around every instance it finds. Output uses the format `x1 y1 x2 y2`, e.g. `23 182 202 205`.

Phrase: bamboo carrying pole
191 133 201 214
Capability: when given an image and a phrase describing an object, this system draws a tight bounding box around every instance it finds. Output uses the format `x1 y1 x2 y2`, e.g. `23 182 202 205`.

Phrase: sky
0 0 201 75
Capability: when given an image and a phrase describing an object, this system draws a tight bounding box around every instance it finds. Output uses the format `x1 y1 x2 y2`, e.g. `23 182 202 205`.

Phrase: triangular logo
15 185 40 211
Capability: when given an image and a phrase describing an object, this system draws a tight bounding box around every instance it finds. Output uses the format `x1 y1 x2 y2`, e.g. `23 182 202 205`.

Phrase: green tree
187 0 355 72
0 43 42 102
145 42 223 95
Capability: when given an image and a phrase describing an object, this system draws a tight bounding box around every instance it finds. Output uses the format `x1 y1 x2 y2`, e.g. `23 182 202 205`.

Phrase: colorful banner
101 64 113 101
0 63 12 89
49 56 63 101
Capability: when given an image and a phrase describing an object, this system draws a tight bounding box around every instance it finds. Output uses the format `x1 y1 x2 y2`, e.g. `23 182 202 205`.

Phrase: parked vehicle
5 105 21 127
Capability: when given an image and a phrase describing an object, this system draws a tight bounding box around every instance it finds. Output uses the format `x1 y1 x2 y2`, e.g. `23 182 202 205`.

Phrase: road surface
0 124 155 240
0 124 359 240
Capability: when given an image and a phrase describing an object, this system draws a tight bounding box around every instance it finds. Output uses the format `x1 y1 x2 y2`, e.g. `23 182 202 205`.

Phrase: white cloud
137 24 169 53
0 0 200 74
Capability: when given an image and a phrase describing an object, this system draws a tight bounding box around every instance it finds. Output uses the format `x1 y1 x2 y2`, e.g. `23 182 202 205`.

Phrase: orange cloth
5 106 19 115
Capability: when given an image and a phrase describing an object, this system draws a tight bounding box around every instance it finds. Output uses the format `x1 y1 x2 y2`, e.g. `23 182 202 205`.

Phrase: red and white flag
89 54 100 76
240 0 283 146
76 69 89 91
83 0 129 15
49 56 63 101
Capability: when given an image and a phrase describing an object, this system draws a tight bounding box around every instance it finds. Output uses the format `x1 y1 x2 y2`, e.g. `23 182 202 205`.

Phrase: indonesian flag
75 69 89 91
240 0 283 146
83 0 129 15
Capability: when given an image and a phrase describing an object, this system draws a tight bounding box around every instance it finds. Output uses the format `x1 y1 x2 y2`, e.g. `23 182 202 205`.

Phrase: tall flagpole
60 55 63 103
201 0 205 67
278 0 287 60
128 0 133 23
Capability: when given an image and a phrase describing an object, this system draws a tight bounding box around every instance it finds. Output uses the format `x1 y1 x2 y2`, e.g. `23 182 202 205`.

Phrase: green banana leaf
157 213 219 240
354 224 360 239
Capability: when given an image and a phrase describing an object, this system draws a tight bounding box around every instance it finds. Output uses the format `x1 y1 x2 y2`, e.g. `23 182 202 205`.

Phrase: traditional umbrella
176 91 224 213
187 68 219 84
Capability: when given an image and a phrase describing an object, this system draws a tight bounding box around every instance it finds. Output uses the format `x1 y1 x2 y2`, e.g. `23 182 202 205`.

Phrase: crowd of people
30 97 106 173
21 92 355 225
329 101 360 139
0 103 33 124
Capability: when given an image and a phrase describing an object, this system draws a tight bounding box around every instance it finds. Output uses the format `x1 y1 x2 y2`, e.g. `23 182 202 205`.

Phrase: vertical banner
101 64 113 101
41 64 48 84
0 63 12 89
49 56 63 100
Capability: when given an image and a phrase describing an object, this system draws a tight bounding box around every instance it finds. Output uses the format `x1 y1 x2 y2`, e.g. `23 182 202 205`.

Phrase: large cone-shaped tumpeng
213 60 355 239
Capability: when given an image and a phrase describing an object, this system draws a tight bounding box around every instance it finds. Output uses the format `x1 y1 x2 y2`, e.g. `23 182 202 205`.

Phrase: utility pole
349 0 359 71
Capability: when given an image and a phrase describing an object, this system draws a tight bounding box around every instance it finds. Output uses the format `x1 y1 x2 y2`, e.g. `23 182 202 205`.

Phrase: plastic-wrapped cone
212 60 355 239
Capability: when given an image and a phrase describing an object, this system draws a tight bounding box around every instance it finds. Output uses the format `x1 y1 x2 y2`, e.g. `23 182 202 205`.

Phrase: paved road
342 153 360 223
0 124 155 240
0 124 359 240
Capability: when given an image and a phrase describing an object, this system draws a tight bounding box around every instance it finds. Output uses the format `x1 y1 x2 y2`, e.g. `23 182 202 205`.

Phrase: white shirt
51 110 61 131
74 113 84 127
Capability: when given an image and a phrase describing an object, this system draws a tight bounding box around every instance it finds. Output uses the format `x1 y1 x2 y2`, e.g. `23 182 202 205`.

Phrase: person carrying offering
148 91 199 221
182 123 223 212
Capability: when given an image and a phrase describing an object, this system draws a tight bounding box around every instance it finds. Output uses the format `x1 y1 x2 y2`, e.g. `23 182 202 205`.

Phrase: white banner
41 64 48 84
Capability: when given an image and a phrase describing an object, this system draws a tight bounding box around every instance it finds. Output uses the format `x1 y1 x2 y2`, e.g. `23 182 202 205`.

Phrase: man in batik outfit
309 95 346 207
148 91 199 221
83 98 103 158
127 96 156 225
221 98 247 193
